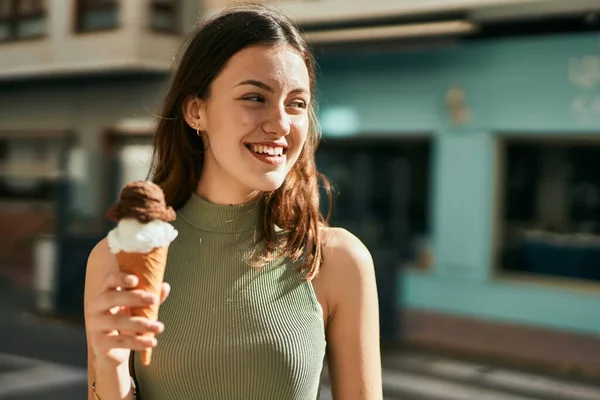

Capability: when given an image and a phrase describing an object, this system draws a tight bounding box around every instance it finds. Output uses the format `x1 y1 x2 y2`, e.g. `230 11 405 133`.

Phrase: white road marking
389 354 600 400
3 351 600 400
383 370 539 400
324 364 527 400
486 369 600 400
0 353 39 369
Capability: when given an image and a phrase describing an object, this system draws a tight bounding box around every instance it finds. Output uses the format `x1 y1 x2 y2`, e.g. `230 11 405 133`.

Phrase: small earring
192 124 201 137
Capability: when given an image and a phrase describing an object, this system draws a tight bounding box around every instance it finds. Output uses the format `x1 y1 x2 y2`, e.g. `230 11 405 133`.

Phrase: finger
99 334 158 352
89 289 158 315
101 271 139 292
90 315 164 335
160 282 171 305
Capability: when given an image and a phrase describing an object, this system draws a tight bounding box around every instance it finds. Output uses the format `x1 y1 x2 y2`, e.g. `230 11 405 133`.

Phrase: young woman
84 4 382 400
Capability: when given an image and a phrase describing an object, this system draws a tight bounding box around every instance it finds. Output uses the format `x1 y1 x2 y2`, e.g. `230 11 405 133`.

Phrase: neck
178 192 262 233
196 174 260 206
195 155 260 205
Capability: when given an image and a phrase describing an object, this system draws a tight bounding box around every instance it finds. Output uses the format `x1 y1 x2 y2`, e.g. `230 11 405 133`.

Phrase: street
0 284 87 400
1 285 600 399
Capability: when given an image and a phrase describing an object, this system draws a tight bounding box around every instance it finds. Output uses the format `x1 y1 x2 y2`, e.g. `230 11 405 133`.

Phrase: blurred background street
2 281 600 399
2 0 600 398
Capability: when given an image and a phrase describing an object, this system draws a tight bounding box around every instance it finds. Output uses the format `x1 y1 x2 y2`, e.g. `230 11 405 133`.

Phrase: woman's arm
321 228 382 400
84 239 137 400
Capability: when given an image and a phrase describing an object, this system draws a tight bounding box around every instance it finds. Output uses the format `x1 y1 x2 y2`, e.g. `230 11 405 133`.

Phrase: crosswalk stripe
387 354 600 400
4 351 599 399
322 369 539 399
382 370 539 400
485 369 600 400
322 366 537 399
0 353 41 369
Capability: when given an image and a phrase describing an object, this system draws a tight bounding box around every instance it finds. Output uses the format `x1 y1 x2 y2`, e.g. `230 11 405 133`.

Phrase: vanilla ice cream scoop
107 218 178 254
105 180 179 253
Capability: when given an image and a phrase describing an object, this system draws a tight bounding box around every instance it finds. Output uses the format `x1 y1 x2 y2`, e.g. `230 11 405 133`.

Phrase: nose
261 105 291 137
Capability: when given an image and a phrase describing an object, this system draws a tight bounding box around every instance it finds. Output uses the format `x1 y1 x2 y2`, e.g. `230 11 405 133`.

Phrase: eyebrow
235 79 309 95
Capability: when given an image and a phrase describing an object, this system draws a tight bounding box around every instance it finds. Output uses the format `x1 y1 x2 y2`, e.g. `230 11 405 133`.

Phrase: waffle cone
116 246 168 366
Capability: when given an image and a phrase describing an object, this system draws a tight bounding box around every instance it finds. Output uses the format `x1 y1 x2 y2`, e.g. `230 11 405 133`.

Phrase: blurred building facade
0 0 201 283
1 0 600 375
301 0 600 374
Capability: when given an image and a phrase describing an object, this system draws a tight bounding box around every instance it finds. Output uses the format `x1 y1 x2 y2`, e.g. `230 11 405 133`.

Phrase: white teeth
250 144 284 156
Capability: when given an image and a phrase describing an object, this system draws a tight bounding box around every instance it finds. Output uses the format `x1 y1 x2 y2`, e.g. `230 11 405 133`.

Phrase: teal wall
316 32 600 335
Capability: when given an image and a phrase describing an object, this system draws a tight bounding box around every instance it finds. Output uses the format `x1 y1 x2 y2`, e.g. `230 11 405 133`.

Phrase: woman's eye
243 95 264 103
290 100 307 109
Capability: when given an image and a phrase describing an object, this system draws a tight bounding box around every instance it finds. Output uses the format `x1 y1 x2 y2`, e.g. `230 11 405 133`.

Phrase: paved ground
4 349 600 400
0 283 87 399
2 284 600 399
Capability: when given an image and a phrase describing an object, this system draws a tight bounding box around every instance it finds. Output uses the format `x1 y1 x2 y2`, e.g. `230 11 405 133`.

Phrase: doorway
315 135 433 340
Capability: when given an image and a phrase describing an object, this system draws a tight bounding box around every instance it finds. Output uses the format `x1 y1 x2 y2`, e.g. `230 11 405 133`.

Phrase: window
75 0 118 33
0 0 45 42
149 0 178 33
0 132 70 202
316 136 433 269
498 137 600 283
102 128 155 212
0 131 73 280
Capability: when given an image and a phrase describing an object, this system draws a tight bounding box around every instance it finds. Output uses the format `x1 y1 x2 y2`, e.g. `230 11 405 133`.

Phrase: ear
182 95 207 131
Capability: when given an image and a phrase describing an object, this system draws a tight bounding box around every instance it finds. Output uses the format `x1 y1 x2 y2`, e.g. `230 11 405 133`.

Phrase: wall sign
444 86 470 126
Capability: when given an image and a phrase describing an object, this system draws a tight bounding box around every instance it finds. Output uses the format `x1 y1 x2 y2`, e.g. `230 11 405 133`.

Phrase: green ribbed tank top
133 193 327 400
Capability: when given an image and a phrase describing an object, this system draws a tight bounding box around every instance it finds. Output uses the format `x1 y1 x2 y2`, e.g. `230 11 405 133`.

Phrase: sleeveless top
133 193 327 400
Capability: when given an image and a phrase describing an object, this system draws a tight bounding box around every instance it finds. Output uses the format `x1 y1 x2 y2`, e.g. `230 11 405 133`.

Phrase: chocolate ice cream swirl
106 181 176 224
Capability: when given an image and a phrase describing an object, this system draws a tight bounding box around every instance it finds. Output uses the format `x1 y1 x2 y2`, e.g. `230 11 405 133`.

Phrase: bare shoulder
321 226 374 275
317 227 376 316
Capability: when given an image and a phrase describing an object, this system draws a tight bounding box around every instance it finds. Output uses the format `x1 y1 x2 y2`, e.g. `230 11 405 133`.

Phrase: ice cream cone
106 181 178 366
116 246 169 366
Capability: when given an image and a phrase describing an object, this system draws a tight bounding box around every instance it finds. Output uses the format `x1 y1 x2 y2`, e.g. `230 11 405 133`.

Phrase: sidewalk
403 308 600 382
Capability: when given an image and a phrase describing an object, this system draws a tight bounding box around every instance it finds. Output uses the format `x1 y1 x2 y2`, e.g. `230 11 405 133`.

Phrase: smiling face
184 44 312 204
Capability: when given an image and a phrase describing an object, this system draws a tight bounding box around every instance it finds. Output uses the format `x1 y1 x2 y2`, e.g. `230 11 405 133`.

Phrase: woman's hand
85 271 170 367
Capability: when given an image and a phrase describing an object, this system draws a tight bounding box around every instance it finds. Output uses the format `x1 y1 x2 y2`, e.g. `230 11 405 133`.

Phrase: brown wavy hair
148 4 332 280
